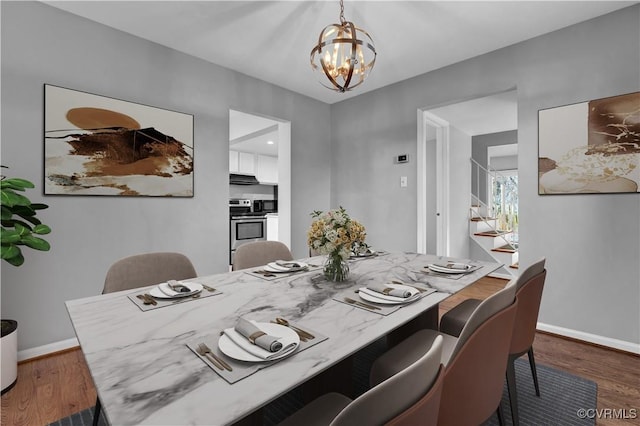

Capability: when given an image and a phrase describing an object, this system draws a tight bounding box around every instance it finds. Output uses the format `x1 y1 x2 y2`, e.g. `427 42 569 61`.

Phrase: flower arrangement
307 206 366 281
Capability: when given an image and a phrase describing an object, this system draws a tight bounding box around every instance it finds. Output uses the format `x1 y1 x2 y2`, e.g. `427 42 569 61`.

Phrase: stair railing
470 158 519 247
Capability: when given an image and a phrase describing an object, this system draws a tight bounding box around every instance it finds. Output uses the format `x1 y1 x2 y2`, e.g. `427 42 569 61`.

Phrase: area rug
50 339 596 426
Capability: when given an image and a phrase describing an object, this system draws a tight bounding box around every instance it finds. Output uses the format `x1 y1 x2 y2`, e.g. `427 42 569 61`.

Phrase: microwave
253 199 277 213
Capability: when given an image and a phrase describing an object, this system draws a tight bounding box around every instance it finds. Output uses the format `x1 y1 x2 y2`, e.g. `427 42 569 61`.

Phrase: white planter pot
1 319 18 394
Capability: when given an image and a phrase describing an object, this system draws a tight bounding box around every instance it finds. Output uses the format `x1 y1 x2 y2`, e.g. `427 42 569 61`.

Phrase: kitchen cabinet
266 213 279 241
256 154 278 184
229 150 256 175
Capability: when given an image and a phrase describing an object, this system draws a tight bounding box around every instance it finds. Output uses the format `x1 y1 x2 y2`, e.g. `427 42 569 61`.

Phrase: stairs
469 205 519 277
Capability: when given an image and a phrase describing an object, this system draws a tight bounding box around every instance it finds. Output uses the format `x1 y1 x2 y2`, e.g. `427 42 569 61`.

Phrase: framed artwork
538 91 639 194
44 84 194 197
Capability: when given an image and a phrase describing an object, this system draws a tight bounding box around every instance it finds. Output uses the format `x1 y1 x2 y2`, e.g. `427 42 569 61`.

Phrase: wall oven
229 199 267 265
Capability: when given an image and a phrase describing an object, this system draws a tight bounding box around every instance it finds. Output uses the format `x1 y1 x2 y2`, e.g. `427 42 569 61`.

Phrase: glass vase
323 252 349 282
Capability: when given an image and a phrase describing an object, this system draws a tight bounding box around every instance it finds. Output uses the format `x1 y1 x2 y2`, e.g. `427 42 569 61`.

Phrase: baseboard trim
537 322 640 355
18 337 79 362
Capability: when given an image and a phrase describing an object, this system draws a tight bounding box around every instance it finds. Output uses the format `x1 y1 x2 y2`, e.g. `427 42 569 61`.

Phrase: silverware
275 317 315 340
137 293 157 305
196 343 223 370
199 342 232 371
171 293 201 304
201 284 216 292
253 270 276 277
344 297 381 311
272 321 307 342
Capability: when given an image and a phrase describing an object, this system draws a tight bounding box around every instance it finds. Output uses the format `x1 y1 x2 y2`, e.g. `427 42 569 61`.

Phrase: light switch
400 176 408 187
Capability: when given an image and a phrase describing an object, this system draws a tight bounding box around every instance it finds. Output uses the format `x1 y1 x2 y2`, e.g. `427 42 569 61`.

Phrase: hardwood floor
2 276 638 425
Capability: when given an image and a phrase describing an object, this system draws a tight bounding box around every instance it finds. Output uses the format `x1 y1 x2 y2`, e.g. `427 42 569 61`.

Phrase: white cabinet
229 150 239 173
229 150 256 175
256 154 278 184
266 213 279 241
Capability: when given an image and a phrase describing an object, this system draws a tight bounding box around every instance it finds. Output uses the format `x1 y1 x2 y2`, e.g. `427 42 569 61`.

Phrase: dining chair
278 335 445 426
232 240 293 271
370 277 518 426
439 258 547 426
92 252 198 426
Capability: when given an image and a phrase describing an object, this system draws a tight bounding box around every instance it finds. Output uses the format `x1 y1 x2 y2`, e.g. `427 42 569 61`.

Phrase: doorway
229 110 291 250
416 90 518 258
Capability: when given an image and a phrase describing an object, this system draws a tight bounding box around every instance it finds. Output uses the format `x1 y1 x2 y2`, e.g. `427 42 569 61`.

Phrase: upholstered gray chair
93 252 197 426
278 335 445 426
370 277 518 426
439 257 547 426
232 241 293 271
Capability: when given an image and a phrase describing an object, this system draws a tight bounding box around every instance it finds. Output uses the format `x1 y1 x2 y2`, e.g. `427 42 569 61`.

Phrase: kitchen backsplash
230 183 277 200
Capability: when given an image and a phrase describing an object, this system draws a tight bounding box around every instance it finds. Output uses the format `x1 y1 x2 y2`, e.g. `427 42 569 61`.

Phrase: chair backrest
438 298 518 426
103 252 197 294
511 258 547 354
330 336 444 426
232 241 293 271
448 276 518 363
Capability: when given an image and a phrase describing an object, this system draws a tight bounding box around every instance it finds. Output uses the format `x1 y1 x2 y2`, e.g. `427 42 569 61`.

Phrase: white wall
448 126 472 258
330 6 640 349
0 2 331 351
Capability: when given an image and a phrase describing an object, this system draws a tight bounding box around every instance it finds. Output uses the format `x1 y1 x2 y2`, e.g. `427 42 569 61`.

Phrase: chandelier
310 0 377 93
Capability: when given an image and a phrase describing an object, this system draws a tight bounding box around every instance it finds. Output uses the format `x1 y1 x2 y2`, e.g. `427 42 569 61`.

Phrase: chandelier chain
339 0 346 25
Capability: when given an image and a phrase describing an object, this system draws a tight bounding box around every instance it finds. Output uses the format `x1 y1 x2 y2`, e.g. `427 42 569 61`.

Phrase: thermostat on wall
395 154 409 164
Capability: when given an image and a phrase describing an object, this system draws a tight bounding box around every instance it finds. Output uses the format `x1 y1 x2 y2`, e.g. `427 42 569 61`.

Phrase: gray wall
1 2 331 351
330 6 640 347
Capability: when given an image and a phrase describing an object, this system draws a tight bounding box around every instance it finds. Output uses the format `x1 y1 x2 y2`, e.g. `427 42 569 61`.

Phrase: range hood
230 173 260 185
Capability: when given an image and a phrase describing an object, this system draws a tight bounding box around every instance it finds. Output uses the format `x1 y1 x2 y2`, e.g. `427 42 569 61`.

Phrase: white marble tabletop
65 252 501 425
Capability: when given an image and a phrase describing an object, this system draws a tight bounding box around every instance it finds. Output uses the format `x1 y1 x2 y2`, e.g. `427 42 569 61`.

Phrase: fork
196 343 224 370
199 343 233 371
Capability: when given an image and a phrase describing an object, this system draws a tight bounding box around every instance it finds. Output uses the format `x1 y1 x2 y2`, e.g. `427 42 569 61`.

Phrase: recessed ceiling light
267 140 274 145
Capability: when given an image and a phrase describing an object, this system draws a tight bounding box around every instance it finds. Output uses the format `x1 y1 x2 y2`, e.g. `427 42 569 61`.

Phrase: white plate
148 282 203 299
263 261 309 273
427 264 472 274
218 323 300 362
351 250 377 258
358 284 420 305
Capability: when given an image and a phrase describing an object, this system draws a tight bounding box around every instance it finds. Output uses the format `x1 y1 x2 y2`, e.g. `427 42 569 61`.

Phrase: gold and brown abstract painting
44 85 194 196
538 91 639 194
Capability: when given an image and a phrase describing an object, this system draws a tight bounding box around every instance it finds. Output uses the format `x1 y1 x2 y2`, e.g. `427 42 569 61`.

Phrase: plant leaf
2 178 34 190
33 224 51 235
4 250 25 266
0 229 20 243
1 243 20 259
21 235 51 251
31 203 49 211
0 206 11 221
1 189 31 207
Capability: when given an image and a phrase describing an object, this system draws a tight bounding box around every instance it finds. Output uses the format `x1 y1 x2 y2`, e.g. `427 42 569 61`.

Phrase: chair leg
506 355 520 426
528 347 541 397
93 396 102 426
496 401 505 426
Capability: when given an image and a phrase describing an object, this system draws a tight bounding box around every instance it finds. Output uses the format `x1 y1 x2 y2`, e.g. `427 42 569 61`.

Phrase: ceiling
45 1 635 106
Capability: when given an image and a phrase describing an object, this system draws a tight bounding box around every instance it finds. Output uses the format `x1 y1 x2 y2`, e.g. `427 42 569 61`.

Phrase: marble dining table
65 252 502 425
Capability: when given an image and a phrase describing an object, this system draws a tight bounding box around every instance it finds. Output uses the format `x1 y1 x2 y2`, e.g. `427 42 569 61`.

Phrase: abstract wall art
44 84 194 197
538 91 639 194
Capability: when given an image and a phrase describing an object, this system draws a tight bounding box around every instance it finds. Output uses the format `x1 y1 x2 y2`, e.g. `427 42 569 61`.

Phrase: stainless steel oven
229 199 266 265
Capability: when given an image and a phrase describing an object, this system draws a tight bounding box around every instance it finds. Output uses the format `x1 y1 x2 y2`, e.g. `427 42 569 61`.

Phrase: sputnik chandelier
310 0 377 93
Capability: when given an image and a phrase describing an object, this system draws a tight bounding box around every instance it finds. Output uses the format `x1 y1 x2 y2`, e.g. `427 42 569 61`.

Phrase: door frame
417 109 450 256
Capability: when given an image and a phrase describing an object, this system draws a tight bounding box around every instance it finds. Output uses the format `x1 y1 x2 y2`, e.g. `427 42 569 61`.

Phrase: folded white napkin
366 282 412 298
223 318 298 360
433 262 470 270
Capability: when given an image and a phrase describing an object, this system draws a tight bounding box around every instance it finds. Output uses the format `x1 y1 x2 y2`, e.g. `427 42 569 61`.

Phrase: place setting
333 280 436 315
127 280 222 311
247 260 322 281
420 260 482 280
188 316 327 384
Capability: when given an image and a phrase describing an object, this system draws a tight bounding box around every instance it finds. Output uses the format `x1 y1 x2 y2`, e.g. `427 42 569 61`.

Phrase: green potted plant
1 165 51 394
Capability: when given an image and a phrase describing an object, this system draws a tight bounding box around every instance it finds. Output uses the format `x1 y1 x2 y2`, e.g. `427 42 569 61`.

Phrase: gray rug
50 339 596 426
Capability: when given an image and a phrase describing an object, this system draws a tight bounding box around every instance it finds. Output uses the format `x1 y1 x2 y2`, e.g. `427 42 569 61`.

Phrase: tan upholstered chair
92 252 197 426
278 336 445 426
439 258 546 426
232 241 293 271
370 278 518 426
